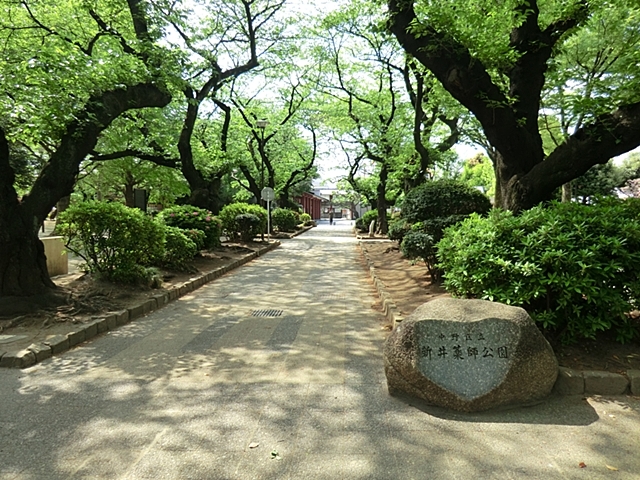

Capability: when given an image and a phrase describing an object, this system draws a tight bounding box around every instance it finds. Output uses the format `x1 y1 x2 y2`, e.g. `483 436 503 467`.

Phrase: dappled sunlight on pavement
1 220 640 479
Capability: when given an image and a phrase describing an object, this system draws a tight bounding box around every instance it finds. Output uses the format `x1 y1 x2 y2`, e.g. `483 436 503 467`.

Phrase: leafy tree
459 153 496 198
388 0 640 211
0 0 171 302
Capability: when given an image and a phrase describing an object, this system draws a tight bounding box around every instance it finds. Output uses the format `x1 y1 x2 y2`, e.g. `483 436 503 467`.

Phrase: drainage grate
251 309 283 317
317 294 349 300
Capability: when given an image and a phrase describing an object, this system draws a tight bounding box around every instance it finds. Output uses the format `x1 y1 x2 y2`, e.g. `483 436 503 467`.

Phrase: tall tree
388 0 640 211
0 0 171 303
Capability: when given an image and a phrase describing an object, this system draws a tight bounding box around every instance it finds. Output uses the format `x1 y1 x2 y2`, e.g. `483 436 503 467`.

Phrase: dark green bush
158 205 221 248
181 229 206 250
388 218 411 242
437 199 640 343
356 209 379 232
219 203 267 239
235 213 261 241
271 208 299 232
162 226 198 272
401 230 436 274
58 201 165 284
399 181 491 280
402 179 491 223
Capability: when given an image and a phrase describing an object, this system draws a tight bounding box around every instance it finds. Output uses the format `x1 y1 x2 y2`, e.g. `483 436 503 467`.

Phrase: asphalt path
2 220 640 479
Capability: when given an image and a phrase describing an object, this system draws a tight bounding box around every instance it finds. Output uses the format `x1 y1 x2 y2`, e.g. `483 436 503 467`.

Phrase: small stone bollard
368 220 376 238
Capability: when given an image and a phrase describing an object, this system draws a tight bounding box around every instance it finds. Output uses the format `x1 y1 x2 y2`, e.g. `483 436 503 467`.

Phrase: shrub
356 209 379 232
401 230 435 272
181 229 206 250
399 180 491 280
58 201 165 284
437 199 640 343
162 226 198 272
158 205 222 248
401 179 491 223
388 218 411 243
299 213 312 224
218 203 267 239
271 208 299 232
235 213 261 242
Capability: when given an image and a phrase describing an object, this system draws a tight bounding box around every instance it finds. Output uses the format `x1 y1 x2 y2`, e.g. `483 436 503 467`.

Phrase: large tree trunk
376 164 389 235
388 0 640 212
0 85 170 301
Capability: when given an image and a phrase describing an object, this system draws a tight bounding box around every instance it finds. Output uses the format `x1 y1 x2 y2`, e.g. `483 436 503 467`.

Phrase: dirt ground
359 240 640 375
0 242 268 355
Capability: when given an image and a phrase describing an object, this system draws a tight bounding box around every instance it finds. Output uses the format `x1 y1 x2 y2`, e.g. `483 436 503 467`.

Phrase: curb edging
0 241 281 369
357 240 640 397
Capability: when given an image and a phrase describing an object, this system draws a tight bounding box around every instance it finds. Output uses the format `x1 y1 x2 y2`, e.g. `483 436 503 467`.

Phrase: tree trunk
376 164 389 235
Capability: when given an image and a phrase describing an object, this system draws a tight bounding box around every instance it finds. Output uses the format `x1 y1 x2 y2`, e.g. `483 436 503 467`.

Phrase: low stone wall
41 236 68 276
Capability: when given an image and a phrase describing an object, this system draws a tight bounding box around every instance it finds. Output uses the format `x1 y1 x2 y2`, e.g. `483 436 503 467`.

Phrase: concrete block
128 304 144 320
41 236 68 276
45 335 69 354
584 370 629 395
93 318 109 334
83 321 98 340
27 343 52 363
142 299 156 314
153 293 168 307
67 330 85 347
115 310 129 326
15 349 36 368
628 370 640 396
105 314 117 330
168 289 179 301
0 352 16 368
553 367 584 395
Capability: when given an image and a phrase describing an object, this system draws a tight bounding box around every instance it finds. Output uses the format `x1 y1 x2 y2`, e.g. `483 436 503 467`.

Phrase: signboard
261 187 275 201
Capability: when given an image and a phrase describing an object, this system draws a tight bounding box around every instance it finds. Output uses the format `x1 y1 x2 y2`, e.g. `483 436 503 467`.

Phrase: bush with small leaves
158 205 222 248
219 203 267 239
437 199 640 344
235 214 262 241
356 209 380 232
299 213 312 225
388 218 411 243
271 208 299 232
58 201 165 284
401 230 437 277
162 226 198 272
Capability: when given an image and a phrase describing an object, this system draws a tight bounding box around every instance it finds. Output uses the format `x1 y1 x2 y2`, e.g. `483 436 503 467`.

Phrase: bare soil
359 240 640 375
0 242 268 355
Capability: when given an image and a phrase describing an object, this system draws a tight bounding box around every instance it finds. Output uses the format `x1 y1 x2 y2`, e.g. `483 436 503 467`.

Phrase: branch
88 149 178 168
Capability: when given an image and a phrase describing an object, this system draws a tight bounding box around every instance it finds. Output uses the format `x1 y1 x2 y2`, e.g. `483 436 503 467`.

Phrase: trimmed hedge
158 205 221 248
437 199 640 343
271 208 299 232
219 202 267 240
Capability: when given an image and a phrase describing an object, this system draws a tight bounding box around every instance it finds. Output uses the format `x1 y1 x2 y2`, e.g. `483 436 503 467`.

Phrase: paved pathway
2 220 640 479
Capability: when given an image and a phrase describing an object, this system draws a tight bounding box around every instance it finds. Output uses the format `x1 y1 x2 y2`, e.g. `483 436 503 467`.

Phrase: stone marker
384 298 558 412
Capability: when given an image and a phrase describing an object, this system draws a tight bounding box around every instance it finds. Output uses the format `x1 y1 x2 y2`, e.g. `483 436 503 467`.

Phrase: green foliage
158 205 221 249
459 153 495 198
161 226 198 272
235 214 261 242
387 218 411 242
401 179 491 223
219 203 267 240
299 213 312 224
399 180 491 280
401 230 435 266
356 209 379 232
437 199 640 343
271 208 299 232
58 201 165 284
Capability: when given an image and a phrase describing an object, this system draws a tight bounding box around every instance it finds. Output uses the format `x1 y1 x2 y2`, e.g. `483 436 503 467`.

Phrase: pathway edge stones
357 239 637 397
0 241 281 369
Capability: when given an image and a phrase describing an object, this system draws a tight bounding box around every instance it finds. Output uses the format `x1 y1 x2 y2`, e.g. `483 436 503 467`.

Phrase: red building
295 192 324 220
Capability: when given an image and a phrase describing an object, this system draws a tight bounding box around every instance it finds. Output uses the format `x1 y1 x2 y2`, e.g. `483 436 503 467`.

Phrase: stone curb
0 241 281 369
357 240 639 397
270 224 315 239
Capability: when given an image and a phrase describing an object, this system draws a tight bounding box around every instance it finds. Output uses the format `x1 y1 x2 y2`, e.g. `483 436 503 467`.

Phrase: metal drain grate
251 309 283 317
317 294 349 300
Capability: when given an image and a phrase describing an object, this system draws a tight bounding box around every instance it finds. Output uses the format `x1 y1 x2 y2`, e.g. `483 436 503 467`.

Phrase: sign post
261 187 275 241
